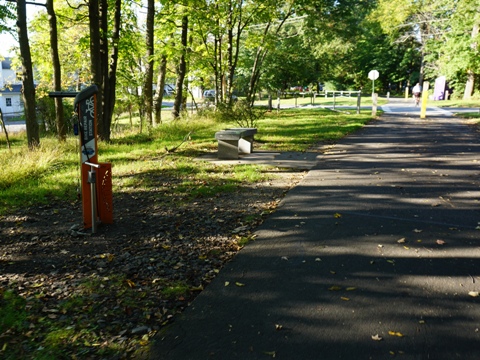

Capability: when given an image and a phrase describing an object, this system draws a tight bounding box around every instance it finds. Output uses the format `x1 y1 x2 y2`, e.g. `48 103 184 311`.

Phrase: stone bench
215 128 258 159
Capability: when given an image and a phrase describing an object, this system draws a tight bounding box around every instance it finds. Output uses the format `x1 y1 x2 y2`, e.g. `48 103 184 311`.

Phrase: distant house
0 57 24 119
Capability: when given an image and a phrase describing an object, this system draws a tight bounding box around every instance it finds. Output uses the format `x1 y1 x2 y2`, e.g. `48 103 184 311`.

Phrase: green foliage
217 100 266 128
435 0 480 97
29 4 90 89
0 290 27 333
160 281 190 299
0 2 15 33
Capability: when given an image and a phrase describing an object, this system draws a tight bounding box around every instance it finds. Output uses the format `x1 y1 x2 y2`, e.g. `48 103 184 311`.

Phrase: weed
161 281 190 299
0 290 27 332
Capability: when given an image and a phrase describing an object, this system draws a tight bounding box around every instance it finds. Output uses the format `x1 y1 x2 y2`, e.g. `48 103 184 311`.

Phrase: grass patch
0 108 372 214
455 112 480 120
256 108 371 151
160 281 190 300
437 99 480 108
0 290 27 333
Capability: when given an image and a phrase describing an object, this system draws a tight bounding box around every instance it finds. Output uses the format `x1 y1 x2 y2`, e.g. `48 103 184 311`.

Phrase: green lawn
0 107 373 214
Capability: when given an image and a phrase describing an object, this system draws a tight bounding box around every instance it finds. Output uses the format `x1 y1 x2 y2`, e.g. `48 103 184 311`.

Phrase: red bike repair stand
74 85 113 233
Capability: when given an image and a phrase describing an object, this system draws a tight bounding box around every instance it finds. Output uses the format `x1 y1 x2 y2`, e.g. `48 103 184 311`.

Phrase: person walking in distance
412 83 422 106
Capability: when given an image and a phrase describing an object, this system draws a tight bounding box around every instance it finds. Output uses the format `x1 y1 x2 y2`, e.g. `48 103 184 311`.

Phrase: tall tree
172 14 188 119
16 0 39 148
103 0 122 135
46 0 66 140
143 0 155 126
87 0 122 141
241 1 295 105
153 53 167 125
436 0 480 98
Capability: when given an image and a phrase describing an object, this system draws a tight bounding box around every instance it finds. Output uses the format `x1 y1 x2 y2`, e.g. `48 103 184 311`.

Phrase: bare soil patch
0 167 306 359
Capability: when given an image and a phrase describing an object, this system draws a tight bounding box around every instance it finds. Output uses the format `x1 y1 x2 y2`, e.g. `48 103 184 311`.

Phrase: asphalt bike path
151 99 480 359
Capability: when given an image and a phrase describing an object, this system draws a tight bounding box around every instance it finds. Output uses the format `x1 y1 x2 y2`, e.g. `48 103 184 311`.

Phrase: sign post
368 70 379 95
368 70 379 116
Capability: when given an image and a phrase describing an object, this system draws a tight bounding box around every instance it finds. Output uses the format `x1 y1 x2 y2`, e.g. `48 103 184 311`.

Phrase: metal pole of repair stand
85 162 100 233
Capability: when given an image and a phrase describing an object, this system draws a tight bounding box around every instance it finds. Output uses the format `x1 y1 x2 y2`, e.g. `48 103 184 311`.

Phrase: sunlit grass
255 108 372 151
0 107 374 214
437 99 480 108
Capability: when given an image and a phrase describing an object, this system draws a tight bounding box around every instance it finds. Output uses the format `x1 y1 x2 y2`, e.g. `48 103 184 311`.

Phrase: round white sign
368 70 379 80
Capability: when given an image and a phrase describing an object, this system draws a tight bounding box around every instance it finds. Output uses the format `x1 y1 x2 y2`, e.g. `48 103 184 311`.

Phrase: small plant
161 281 190 300
0 290 27 333
215 100 265 128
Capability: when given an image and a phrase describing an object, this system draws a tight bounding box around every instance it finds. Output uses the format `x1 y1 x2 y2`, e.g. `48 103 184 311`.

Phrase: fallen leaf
436 239 446 245
346 287 357 291
397 238 406 244
377 244 384 248
403 246 410 250
419 320 426 324
371 334 383 341
340 297 350 301
263 351 276 358
328 285 342 291
387 260 395 264
334 213 342 218
315 258 322 262
413 229 422 233
224 281 230 287
235 282 245 287
125 279 136 288
281 256 288 261
388 331 404 337
275 324 283 331
330 270 336 274
468 291 479 297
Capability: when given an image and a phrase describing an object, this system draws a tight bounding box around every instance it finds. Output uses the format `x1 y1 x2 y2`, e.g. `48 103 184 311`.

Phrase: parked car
203 89 238 101
203 89 214 99
164 85 175 96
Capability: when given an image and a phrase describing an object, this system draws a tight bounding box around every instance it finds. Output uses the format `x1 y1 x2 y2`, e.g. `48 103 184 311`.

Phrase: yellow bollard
420 81 429 119
405 87 409 99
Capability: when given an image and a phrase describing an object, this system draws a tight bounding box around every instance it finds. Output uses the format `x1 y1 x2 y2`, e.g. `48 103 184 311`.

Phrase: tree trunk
103 0 121 138
143 0 155 126
153 54 167 126
0 108 11 150
16 0 39 149
172 15 188 120
46 0 66 141
463 24 478 100
226 1 243 106
88 0 103 136
464 70 475 100
246 11 292 107
246 46 267 106
98 0 109 141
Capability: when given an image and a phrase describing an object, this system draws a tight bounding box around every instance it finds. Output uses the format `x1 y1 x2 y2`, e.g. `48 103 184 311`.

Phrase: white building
0 57 24 120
